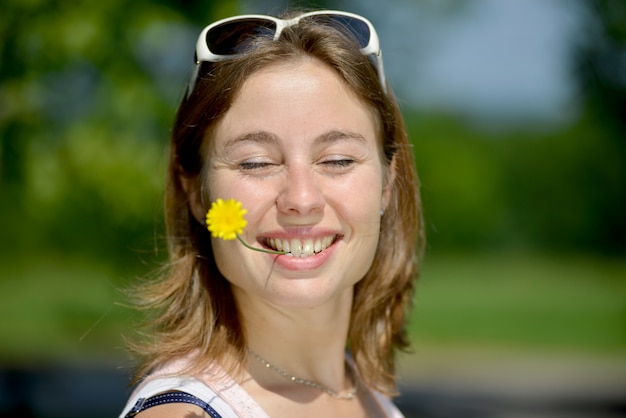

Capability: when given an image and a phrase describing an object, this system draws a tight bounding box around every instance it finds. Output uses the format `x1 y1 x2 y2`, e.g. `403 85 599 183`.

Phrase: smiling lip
261 235 340 257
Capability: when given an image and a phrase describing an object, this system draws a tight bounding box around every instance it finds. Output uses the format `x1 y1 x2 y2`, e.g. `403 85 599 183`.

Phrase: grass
0 251 624 364
409 251 626 353
0 255 136 363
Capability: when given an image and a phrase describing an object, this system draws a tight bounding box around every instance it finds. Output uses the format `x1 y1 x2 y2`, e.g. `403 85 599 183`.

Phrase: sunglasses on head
187 10 386 97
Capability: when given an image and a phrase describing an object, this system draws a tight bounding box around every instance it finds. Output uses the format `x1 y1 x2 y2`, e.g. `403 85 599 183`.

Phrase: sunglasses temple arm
186 64 200 98
376 52 387 94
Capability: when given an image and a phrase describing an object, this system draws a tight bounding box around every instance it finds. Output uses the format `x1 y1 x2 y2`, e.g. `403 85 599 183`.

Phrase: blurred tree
411 0 626 256
505 0 626 255
0 0 240 270
572 0 626 252
579 0 626 132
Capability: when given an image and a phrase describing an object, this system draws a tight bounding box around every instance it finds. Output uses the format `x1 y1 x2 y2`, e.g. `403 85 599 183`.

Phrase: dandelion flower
205 198 286 255
206 198 247 240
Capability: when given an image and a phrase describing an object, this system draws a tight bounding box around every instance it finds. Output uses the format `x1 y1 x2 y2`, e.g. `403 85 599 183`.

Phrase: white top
118 357 405 417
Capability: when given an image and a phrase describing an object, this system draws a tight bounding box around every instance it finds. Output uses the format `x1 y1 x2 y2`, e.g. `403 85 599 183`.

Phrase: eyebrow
223 130 367 149
317 130 367 144
223 131 279 149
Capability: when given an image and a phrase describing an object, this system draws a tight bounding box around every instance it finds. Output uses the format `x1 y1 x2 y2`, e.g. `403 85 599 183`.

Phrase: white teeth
265 236 336 257
290 239 302 257
302 239 314 255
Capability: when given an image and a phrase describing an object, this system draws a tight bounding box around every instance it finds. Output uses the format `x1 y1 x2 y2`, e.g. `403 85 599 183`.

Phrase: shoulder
118 375 236 418
372 391 405 418
118 361 267 418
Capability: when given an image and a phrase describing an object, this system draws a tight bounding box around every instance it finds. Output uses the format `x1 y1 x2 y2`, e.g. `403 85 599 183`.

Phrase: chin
263 277 355 310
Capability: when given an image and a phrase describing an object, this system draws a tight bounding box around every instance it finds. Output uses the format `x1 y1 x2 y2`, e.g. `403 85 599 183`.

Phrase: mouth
261 235 340 257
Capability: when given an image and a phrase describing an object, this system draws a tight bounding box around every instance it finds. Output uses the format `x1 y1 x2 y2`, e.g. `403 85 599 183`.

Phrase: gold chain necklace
247 348 357 400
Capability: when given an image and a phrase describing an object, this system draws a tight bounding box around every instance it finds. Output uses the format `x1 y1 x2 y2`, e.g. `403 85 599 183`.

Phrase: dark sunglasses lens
207 18 277 55
327 16 371 49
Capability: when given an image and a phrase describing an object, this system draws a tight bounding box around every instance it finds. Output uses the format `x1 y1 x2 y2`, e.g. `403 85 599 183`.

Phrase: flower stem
237 235 287 255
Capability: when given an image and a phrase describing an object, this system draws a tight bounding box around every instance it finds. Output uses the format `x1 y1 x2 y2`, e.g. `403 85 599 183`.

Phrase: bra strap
125 391 222 417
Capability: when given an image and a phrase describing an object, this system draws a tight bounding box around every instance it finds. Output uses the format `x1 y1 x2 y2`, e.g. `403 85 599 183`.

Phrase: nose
276 165 325 216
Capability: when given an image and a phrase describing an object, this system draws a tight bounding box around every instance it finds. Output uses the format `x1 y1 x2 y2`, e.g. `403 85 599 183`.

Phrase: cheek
207 172 267 206
329 178 384 231
334 169 384 207
210 239 246 289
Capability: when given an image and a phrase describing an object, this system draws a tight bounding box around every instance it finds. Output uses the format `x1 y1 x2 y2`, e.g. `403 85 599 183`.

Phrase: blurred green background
1 0 625 410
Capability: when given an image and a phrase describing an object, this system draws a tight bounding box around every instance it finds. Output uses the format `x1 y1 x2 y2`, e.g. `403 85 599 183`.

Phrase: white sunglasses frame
187 10 386 96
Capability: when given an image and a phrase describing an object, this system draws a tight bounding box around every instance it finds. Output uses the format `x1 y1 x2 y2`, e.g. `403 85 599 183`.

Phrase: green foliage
0 0 245 268
411 4 626 255
409 115 509 250
406 0 626 255
501 116 626 253
408 112 626 255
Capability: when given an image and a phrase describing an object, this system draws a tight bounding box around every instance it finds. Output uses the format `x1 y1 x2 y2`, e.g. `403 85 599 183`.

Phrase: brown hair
129 11 424 396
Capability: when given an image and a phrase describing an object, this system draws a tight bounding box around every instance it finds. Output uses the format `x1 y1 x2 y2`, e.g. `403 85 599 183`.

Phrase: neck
234 285 354 389
247 347 358 400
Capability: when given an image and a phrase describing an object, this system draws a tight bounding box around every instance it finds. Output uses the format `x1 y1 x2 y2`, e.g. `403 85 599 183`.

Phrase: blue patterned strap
125 391 223 417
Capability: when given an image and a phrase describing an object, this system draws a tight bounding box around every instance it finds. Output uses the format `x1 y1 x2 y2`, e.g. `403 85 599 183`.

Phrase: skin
142 58 394 417
206 58 391 311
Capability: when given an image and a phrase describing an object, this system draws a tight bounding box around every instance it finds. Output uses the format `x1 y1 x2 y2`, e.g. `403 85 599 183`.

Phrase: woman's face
204 59 392 309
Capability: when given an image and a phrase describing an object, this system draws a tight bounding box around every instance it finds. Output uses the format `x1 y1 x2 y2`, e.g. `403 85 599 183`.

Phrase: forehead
211 59 379 147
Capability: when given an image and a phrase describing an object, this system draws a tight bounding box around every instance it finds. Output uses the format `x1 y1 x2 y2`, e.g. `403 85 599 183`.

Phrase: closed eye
239 161 276 170
320 158 356 168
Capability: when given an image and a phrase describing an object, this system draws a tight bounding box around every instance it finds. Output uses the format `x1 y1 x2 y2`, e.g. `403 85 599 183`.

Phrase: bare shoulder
134 403 210 418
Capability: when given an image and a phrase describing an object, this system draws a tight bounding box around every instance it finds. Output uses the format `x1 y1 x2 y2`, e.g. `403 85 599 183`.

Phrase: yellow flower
206 198 286 254
206 198 247 241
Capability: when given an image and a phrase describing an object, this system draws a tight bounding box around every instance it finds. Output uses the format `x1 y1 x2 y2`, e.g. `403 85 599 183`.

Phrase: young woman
119 9 424 418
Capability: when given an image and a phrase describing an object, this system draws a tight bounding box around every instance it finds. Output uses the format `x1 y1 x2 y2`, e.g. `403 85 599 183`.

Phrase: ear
180 175 207 225
381 155 397 211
